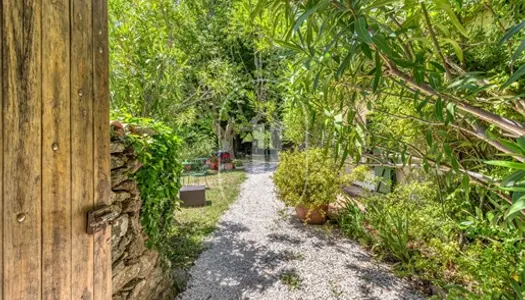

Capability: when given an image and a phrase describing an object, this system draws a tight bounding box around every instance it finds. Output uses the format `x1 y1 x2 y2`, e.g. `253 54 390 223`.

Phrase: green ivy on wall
117 115 183 254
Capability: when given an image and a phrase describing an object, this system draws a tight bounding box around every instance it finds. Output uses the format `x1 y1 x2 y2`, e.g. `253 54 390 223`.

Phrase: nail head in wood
17 213 26 223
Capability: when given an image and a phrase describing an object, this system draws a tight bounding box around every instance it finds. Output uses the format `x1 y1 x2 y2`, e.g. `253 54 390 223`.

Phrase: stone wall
110 123 174 300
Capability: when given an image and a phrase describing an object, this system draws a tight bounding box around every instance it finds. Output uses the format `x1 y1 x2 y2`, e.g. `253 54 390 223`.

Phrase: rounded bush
273 148 342 209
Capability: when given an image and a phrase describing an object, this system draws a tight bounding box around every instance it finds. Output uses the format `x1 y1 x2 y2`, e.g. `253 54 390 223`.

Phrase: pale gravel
177 161 424 300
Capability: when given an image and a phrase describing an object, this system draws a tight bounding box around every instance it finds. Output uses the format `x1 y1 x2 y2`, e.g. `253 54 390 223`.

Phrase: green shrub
273 149 344 209
369 206 411 263
118 116 183 253
337 177 525 297
338 199 372 245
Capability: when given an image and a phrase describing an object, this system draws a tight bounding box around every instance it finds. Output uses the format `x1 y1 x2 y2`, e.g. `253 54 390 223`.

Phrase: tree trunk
214 119 236 158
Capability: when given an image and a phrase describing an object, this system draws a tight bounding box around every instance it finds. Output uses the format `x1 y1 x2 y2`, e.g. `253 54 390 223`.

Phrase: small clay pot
295 205 328 225
224 163 234 170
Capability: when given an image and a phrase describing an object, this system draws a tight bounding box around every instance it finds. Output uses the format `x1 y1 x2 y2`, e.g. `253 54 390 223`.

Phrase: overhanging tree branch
385 61 525 137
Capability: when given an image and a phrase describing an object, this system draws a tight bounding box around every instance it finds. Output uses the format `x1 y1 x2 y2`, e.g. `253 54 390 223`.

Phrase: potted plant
233 159 244 170
209 156 218 170
224 162 234 170
273 149 343 224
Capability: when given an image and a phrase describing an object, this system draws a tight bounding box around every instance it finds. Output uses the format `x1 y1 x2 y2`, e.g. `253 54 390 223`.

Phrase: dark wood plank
93 0 112 298
41 0 72 298
71 0 95 298
0 1 3 299
2 0 42 298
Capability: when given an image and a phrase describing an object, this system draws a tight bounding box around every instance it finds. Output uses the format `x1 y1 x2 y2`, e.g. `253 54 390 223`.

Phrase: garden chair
189 163 209 187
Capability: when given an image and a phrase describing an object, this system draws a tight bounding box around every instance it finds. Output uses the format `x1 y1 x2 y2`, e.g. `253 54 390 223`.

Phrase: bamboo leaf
356 16 372 44
435 98 443 121
444 143 452 156
485 160 525 170
499 139 525 155
512 39 525 62
426 129 433 147
429 72 442 89
501 64 525 89
416 97 429 112
506 196 525 218
499 186 525 192
446 102 455 118
499 20 525 45
432 0 468 37
462 175 470 199
372 33 393 56
443 38 464 62
500 170 525 187
293 1 326 33
336 49 354 79
373 52 382 92
451 156 460 172
364 0 397 11
517 136 525 152
274 40 303 52
361 43 373 59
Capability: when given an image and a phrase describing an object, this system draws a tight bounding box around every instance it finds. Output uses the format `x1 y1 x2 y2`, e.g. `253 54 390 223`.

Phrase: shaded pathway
177 166 423 300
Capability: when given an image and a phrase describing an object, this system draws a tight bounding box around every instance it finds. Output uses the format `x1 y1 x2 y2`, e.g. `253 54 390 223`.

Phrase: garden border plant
337 167 525 298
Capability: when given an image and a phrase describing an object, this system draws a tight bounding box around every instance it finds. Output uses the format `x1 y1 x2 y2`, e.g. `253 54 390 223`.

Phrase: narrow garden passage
177 163 423 300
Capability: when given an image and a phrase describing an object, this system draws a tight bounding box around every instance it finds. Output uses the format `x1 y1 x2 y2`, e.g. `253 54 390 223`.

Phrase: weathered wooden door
1 0 112 299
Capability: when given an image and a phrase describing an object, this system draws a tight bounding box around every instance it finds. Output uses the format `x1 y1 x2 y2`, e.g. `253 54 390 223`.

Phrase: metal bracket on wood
87 205 119 235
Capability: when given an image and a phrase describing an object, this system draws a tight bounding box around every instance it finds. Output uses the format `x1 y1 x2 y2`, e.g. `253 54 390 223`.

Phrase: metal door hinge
87 205 119 235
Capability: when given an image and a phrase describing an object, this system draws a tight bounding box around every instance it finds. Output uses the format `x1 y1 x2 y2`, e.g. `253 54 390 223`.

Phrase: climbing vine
117 115 183 252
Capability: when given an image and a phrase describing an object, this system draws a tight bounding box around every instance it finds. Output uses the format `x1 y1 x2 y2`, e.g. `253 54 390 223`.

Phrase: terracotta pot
224 163 234 170
295 205 328 225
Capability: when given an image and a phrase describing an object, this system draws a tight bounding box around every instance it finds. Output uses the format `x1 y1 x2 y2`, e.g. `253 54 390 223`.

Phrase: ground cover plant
338 170 525 298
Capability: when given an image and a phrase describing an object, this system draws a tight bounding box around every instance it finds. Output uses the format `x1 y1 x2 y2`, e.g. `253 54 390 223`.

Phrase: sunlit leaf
485 160 525 170
443 38 464 62
293 1 326 33
501 64 525 90
500 170 525 187
506 196 525 218
432 0 468 37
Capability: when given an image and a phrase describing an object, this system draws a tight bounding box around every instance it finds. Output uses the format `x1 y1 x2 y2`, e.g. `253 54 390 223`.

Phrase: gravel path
177 162 424 300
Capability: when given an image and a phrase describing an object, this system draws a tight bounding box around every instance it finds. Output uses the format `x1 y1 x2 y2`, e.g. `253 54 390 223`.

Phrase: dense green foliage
118 116 183 253
274 149 344 208
339 175 525 298
109 0 289 156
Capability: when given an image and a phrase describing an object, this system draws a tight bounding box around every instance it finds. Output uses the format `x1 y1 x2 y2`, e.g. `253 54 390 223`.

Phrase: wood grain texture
41 0 72 299
93 0 112 298
71 0 95 299
2 0 42 299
